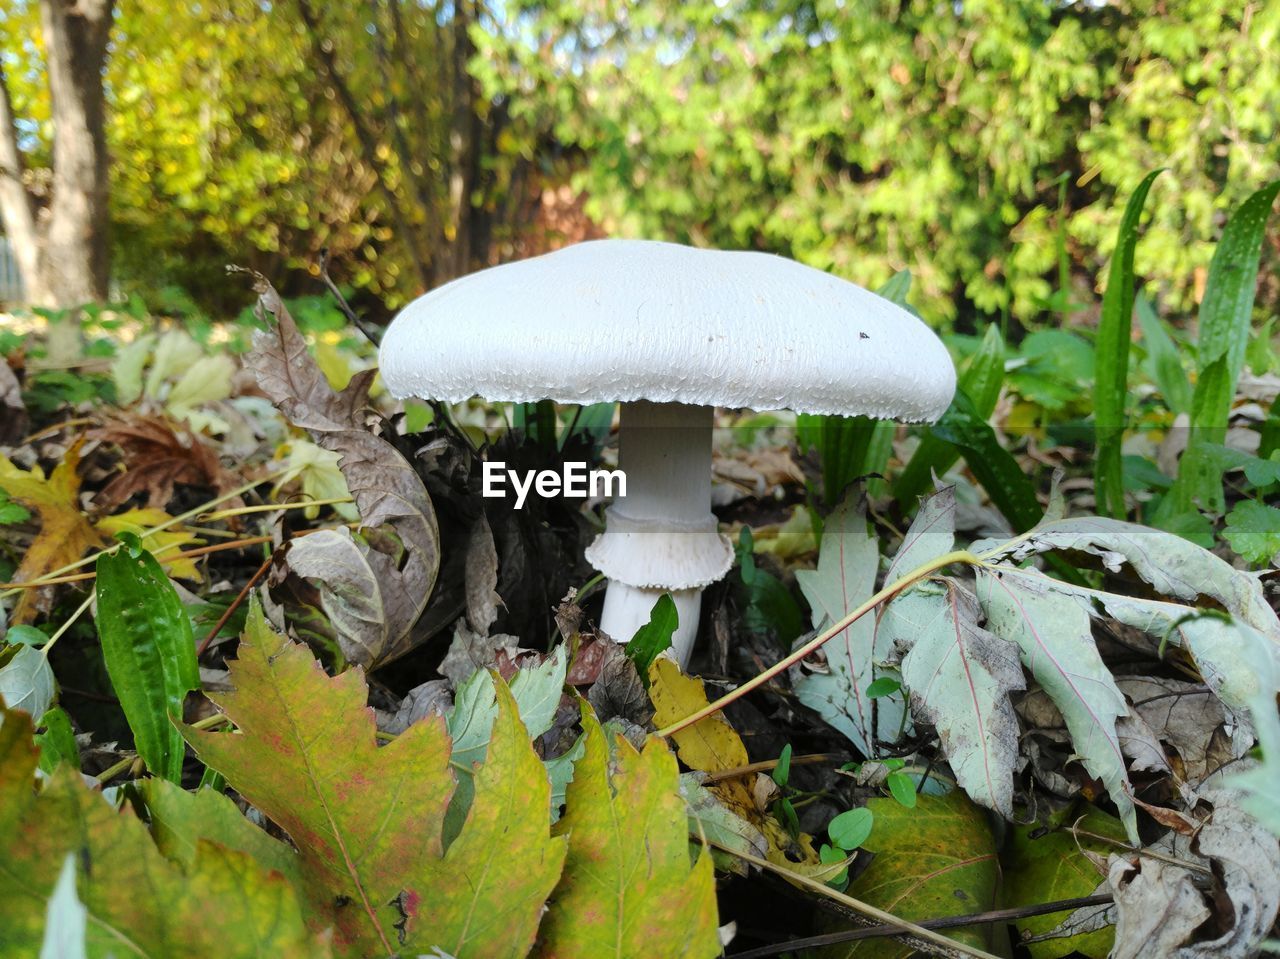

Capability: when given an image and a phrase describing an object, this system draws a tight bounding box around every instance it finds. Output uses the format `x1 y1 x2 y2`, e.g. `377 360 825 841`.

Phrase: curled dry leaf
246 277 439 667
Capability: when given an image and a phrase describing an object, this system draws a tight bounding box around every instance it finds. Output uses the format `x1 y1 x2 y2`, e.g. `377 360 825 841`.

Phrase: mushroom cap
379 239 956 421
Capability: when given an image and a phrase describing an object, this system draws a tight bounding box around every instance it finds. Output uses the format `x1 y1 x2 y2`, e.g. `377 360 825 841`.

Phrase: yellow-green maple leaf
0 710 328 957
532 704 721 959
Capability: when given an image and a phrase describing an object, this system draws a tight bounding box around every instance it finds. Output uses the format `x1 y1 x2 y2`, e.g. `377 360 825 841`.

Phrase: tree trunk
0 0 113 308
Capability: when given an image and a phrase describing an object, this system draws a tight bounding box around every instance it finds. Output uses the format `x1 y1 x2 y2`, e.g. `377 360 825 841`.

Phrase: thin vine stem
656 550 982 739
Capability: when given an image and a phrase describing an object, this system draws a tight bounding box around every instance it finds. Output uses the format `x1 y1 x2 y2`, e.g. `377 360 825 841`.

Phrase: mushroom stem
586 401 733 666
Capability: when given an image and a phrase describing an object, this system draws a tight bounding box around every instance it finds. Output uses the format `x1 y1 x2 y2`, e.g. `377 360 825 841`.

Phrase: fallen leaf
0 710 328 957
532 703 721 959
404 681 566 958
184 601 454 952
821 791 999 959
95 508 202 581
0 360 27 445
93 413 238 510
1003 807 1127 959
793 492 907 757
0 441 103 623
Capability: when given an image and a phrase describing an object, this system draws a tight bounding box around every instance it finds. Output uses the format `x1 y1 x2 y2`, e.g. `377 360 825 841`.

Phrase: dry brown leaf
92 413 239 510
0 440 103 623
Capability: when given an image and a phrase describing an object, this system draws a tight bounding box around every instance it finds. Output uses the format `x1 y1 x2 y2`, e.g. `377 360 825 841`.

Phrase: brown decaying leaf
0 439 103 623
92 412 240 510
247 278 440 667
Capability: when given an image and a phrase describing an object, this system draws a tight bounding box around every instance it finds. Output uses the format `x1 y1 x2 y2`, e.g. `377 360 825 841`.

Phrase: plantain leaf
794 492 906 757
94 544 200 783
975 570 1136 840
1095 169 1163 519
34 706 79 774
532 704 721 959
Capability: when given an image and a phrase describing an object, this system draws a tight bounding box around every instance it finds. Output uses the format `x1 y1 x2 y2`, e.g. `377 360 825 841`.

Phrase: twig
699 838 1001 959
0 535 277 589
317 248 383 345
728 894 1114 958
197 553 273 656
703 752 850 784
656 550 979 738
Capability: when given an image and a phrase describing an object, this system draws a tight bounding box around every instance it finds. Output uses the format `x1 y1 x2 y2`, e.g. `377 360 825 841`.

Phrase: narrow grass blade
1165 180 1280 517
897 324 1005 507
1095 169 1163 518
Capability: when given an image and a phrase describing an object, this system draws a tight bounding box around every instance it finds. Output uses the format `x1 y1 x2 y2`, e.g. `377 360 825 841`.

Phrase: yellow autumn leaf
96 508 203 582
0 442 104 623
648 658 832 878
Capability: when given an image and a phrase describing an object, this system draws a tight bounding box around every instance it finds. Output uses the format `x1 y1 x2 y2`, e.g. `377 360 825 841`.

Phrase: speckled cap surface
379 239 956 421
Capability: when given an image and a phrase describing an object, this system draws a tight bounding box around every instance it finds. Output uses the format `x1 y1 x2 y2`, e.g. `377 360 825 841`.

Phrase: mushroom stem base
598 582 702 667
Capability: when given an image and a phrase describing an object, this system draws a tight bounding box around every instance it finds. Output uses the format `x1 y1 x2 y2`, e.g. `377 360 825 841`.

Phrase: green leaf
827 792 999 959
533 703 720 959
976 570 1136 840
403 680 567 958
866 677 901 699
94 545 199 783
734 527 804 644
1135 294 1191 415
35 707 79 774
771 742 792 788
828 807 874 851
1095 169 1163 519
0 710 328 958
1003 807 1127 959
0 645 54 719
898 324 1008 509
887 772 917 808
184 601 454 953
1260 395 1280 460
5 625 48 647
930 390 1043 532
1168 180 1280 515
0 489 31 526
1223 501 1280 566
794 492 906 756
627 593 677 680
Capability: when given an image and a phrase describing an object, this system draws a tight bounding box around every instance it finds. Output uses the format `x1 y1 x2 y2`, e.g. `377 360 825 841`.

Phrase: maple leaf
184 600 575 957
532 703 721 959
0 441 103 623
0 709 329 957
92 413 239 511
183 601 453 954
403 680 567 958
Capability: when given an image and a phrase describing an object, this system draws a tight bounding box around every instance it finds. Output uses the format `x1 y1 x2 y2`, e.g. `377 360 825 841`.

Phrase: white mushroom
379 239 956 665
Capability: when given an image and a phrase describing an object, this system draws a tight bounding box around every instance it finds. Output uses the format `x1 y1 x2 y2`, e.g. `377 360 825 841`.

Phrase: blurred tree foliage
3 0 564 313
2 0 1276 321
479 0 1280 325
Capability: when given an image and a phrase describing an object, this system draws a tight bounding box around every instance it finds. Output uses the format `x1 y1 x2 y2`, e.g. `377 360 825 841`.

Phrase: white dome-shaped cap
379 239 956 421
